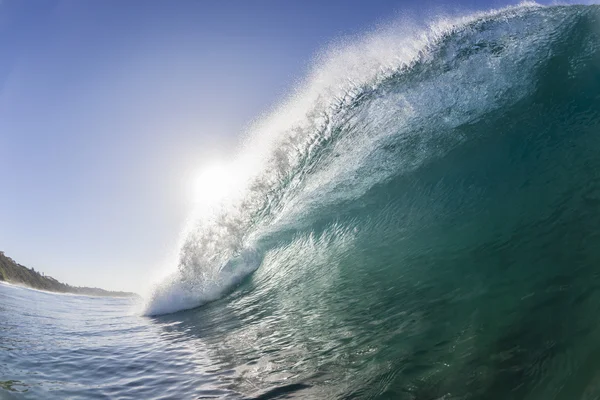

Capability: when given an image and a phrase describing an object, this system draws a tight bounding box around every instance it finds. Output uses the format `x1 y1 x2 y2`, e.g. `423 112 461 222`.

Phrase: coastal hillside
0 251 137 297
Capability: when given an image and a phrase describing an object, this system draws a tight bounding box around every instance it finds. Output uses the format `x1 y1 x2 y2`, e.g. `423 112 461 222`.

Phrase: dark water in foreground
0 283 242 399
5 3 600 399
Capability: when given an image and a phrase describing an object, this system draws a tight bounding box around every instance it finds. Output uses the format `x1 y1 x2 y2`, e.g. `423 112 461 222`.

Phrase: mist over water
5 3 600 399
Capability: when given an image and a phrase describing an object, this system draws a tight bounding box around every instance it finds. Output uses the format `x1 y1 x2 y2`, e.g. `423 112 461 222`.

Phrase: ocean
4 3 600 399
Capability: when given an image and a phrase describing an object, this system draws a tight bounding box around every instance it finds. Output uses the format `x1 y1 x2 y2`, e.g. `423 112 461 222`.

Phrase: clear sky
0 0 561 293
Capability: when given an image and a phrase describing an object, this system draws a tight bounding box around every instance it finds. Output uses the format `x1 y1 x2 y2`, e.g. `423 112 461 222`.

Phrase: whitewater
5 2 600 399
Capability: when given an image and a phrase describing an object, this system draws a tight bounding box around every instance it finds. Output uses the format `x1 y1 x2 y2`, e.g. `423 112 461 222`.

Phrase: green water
156 5 600 398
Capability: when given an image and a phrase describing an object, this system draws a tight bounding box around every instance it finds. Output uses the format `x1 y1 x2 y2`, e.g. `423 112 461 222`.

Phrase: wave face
145 3 600 398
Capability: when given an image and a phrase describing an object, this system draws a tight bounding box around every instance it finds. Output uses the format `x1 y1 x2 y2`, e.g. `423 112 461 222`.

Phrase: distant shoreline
0 251 138 298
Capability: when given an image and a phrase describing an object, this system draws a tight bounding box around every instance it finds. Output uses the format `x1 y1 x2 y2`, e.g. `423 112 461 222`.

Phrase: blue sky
0 0 557 292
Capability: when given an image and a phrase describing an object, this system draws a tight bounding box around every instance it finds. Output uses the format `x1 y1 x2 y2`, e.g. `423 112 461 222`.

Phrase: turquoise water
5 3 600 399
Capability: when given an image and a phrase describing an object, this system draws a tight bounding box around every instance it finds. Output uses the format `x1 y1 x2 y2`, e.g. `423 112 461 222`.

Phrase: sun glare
192 162 232 209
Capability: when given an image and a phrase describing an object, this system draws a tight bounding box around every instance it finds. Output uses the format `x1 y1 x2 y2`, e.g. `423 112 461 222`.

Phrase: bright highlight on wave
191 162 235 210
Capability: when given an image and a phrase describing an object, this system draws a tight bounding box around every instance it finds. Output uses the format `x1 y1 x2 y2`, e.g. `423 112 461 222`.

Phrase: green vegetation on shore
0 251 137 297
